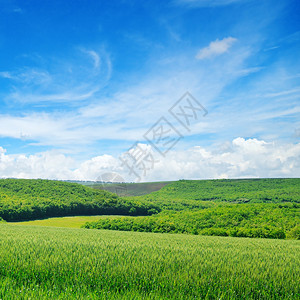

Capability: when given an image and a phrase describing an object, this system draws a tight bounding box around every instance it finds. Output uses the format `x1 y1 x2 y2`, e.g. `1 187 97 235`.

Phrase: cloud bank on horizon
0 138 299 181
0 0 299 181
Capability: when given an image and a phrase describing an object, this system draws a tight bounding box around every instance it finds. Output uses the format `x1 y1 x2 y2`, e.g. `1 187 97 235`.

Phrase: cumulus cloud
73 155 121 181
196 37 237 60
0 138 299 181
0 149 75 180
143 138 300 181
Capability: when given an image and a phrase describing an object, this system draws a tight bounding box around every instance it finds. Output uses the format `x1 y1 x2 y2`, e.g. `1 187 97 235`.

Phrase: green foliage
0 224 299 299
287 225 300 240
138 178 300 210
0 179 159 221
83 178 300 240
90 181 173 196
2 178 299 240
84 203 299 239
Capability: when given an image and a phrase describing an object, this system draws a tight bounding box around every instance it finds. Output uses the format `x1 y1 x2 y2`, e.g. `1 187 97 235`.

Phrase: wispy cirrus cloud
196 37 237 60
2 36 296 154
0 69 51 85
80 49 101 69
175 0 248 8
0 47 112 105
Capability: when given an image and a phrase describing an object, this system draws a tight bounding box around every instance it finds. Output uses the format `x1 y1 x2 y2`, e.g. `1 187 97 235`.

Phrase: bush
287 226 300 240
84 203 299 240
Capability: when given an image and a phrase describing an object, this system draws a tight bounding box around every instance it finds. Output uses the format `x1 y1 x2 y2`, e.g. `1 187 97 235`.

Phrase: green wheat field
0 178 299 299
0 224 299 299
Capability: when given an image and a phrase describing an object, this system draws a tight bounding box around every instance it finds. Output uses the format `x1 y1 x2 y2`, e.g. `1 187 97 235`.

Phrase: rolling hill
85 178 300 239
0 179 159 222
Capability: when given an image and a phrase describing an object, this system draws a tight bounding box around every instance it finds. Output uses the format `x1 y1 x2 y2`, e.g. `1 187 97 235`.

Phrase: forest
1 178 299 239
0 179 158 221
85 178 300 239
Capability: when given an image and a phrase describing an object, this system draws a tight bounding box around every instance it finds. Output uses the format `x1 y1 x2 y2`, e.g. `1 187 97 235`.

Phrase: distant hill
89 181 174 196
0 179 159 222
137 178 300 210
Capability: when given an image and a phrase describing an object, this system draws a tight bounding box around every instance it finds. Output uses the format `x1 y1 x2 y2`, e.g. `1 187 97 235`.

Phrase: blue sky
0 0 299 181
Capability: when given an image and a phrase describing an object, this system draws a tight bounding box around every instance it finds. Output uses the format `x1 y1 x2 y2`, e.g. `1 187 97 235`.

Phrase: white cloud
175 0 247 7
0 30 297 157
13 7 23 13
0 44 296 153
83 49 101 69
73 155 121 181
1 48 111 104
0 138 299 181
0 71 14 79
8 88 99 104
196 37 237 60
144 138 300 181
0 150 75 180
0 69 51 85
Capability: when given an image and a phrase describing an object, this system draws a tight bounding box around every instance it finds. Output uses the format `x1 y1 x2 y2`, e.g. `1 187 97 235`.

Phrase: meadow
10 215 130 228
0 224 299 299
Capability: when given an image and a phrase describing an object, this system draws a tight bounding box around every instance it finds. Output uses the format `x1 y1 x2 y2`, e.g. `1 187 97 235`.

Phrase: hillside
2 178 299 239
135 178 300 209
0 179 159 222
85 178 300 239
89 181 173 196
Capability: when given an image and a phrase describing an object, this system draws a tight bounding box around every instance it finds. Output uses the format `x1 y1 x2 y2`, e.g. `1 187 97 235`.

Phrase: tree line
0 179 159 221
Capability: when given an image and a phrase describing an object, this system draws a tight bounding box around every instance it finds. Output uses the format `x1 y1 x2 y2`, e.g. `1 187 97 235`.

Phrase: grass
0 224 299 299
1 179 299 298
10 215 120 228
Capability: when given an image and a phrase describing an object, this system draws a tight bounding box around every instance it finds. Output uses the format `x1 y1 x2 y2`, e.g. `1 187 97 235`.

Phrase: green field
9 215 139 229
10 215 115 228
1 178 299 298
0 224 299 299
